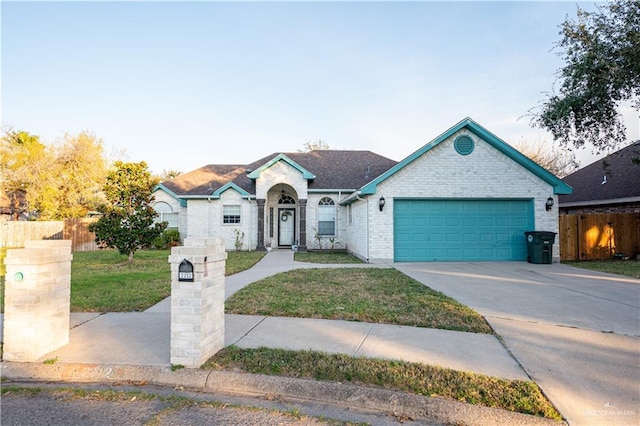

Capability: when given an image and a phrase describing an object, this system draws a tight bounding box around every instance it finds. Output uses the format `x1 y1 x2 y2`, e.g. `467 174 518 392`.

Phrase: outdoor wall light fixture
545 196 554 212
379 196 386 211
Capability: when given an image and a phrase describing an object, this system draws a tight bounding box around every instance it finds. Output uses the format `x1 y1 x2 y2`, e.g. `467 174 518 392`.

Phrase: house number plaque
178 259 194 282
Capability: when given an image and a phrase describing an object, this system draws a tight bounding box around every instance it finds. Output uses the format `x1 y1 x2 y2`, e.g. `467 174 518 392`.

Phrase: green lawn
294 251 363 264
204 346 561 420
70 250 171 312
225 268 492 334
226 251 266 275
563 259 640 279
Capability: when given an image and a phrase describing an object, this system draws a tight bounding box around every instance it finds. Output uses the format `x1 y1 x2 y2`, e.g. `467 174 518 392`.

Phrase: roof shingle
160 150 398 196
559 142 640 205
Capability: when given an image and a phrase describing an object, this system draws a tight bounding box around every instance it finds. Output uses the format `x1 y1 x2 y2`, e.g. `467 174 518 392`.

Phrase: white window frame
154 202 179 230
317 197 335 236
223 205 241 224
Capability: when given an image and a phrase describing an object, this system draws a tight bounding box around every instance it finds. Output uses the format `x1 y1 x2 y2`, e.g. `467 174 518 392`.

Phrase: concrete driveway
394 261 640 426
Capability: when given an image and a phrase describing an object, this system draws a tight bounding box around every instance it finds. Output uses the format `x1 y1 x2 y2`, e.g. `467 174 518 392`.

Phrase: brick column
169 238 226 368
3 240 72 362
298 199 307 251
256 198 266 251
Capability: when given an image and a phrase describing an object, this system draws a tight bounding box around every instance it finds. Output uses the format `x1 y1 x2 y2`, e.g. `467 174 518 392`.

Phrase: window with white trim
154 202 179 230
317 197 335 236
223 205 241 224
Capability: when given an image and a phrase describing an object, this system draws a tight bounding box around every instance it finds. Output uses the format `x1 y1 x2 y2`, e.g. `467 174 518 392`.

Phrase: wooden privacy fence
62 218 99 251
0 218 98 251
559 213 640 261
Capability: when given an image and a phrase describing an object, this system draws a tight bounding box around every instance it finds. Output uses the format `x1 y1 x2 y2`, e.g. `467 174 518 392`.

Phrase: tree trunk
128 251 134 264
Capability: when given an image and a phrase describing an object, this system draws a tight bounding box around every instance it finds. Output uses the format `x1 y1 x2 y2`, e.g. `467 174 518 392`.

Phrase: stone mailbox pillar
169 238 226 368
3 240 72 362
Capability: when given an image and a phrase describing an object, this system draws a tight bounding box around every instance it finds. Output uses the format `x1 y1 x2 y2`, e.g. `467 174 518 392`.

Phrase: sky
2 0 638 175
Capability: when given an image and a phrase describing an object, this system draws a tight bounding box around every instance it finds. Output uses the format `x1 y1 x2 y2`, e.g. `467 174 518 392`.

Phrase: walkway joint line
230 316 268 346
353 323 376 357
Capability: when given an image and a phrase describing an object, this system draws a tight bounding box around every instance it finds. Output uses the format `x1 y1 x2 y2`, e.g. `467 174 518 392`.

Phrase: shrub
153 229 181 249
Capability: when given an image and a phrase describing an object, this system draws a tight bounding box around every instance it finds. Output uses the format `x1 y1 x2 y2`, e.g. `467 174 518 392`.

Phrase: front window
223 205 241 224
317 197 335 236
154 202 179 230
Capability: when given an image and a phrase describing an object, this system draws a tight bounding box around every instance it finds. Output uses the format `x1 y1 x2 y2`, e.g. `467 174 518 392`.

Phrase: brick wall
3 240 72 361
344 199 369 260
169 238 226 368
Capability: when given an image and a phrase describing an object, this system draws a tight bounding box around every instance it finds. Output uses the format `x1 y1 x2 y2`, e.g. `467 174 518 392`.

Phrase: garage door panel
463 217 477 227
394 199 533 261
429 217 444 226
446 233 461 243
496 218 512 227
479 218 493 227
512 218 528 227
462 233 478 242
480 233 494 242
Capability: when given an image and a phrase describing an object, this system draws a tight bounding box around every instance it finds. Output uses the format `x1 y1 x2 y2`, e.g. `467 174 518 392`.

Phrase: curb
1 361 561 425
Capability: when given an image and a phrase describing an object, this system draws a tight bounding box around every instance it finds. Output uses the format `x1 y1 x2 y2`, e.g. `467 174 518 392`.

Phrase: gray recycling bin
524 231 556 264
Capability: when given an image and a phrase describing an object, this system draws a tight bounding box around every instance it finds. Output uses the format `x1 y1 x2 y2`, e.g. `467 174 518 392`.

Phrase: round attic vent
454 135 474 155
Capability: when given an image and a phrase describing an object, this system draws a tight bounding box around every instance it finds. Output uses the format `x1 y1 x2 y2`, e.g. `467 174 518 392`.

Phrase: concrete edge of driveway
1 361 562 426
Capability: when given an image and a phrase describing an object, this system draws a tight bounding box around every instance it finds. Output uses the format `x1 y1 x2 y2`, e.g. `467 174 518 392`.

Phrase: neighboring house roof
342 117 572 204
158 150 398 198
559 141 640 207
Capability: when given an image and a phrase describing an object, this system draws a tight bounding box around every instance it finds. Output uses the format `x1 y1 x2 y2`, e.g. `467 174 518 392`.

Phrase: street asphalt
2 249 639 425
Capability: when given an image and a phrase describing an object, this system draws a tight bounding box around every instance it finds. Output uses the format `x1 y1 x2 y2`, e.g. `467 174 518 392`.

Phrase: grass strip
226 268 492 334
204 346 562 420
563 260 640 279
294 251 363 264
226 251 266 275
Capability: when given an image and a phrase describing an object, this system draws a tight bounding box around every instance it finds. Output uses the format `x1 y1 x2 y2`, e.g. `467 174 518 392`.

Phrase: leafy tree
1 129 109 220
157 168 182 181
533 0 639 153
89 161 167 263
37 132 108 220
299 139 331 152
0 129 49 220
514 138 579 178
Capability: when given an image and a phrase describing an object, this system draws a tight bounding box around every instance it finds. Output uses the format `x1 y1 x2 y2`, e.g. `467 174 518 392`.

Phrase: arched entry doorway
268 185 297 248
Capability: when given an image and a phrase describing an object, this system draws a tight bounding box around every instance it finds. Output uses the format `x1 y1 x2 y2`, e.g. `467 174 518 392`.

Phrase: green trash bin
524 231 556 264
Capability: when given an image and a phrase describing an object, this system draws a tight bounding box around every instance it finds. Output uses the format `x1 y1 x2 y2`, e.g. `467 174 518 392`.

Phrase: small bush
153 229 181 249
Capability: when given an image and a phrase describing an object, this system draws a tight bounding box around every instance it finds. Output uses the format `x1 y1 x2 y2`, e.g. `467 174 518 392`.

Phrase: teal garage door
394 199 534 262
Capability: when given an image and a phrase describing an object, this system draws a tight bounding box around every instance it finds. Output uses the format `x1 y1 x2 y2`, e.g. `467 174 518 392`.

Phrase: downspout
337 190 341 247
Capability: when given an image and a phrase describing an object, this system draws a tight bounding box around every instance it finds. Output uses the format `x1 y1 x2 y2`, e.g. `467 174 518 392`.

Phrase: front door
278 208 295 246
